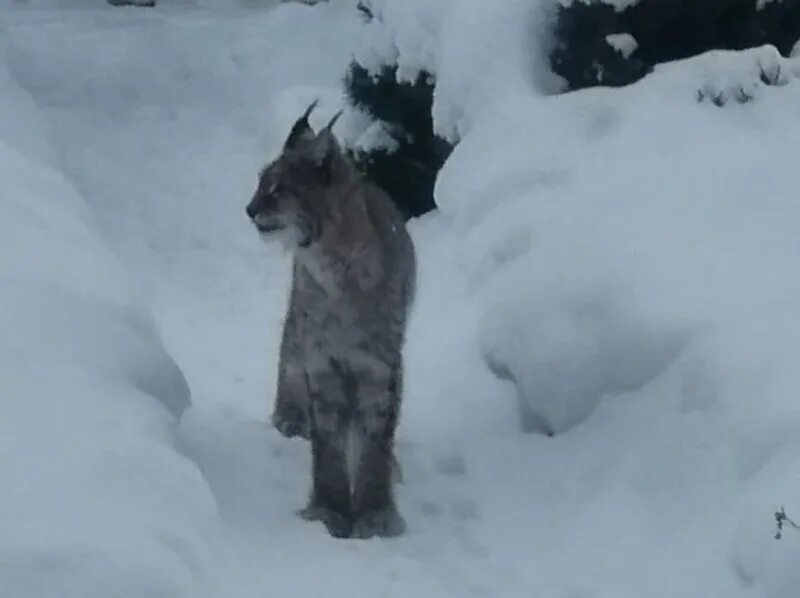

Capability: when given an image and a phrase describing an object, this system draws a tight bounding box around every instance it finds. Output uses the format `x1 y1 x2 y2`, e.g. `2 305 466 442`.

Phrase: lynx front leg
272 287 309 439
298 371 352 538
351 371 405 539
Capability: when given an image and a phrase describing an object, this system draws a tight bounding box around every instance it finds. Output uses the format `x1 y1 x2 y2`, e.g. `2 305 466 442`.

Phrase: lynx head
246 101 346 248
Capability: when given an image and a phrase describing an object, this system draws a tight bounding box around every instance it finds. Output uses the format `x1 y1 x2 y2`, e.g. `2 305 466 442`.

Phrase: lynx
246 102 416 538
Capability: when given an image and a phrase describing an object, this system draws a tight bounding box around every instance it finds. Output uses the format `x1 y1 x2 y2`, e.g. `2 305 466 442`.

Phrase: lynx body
246 104 415 538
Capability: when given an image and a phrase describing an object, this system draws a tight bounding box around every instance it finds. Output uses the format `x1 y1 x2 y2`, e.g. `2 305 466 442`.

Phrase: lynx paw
272 402 309 439
297 505 352 539
351 506 406 539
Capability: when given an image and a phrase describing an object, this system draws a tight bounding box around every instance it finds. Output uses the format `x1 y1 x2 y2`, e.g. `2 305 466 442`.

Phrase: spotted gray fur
246 103 415 538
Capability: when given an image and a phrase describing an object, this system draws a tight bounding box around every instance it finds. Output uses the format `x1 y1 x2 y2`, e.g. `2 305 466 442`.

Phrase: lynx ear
306 111 342 176
310 124 342 181
283 99 319 151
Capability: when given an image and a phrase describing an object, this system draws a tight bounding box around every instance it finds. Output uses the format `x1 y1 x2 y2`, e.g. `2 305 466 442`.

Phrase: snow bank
0 55 221 597
437 45 800 434
420 43 800 595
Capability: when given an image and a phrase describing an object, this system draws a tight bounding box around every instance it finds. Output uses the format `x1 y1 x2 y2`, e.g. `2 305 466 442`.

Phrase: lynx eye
268 183 283 196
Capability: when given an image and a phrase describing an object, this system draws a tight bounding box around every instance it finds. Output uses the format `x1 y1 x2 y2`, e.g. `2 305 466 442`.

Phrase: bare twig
774 507 800 540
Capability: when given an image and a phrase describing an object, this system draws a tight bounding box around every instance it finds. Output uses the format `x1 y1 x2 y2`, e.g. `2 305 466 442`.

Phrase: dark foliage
344 63 452 219
551 0 800 91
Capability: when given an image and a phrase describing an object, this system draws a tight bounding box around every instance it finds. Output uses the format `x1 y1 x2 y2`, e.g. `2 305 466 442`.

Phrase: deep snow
0 29 217 598
3 0 800 597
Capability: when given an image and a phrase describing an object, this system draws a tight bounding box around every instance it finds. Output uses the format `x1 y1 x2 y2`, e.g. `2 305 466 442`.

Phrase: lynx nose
246 204 258 220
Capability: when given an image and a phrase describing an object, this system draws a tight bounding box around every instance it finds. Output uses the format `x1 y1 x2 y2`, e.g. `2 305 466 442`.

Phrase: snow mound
438 45 800 436
0 55 221 598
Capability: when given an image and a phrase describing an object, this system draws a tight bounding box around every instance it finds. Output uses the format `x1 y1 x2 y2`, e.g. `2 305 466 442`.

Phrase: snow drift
0 50 221 598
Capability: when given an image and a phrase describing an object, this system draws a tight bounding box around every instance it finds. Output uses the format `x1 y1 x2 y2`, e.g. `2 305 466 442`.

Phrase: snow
442 43 800 435
0 45 218 598
434 40 800 593
352 0 558 143
3 0 800 597
606 32 638 59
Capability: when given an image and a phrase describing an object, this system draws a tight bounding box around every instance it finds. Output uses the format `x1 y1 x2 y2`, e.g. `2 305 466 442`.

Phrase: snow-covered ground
3 0 800 596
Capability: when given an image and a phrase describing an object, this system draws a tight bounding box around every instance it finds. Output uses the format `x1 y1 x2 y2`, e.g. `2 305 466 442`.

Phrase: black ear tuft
284 99 319 151
323 110 344 133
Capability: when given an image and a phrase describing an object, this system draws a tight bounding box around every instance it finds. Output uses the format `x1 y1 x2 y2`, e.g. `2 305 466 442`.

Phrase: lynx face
246 101 343 249
246 153 329 248
247 162 288 233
